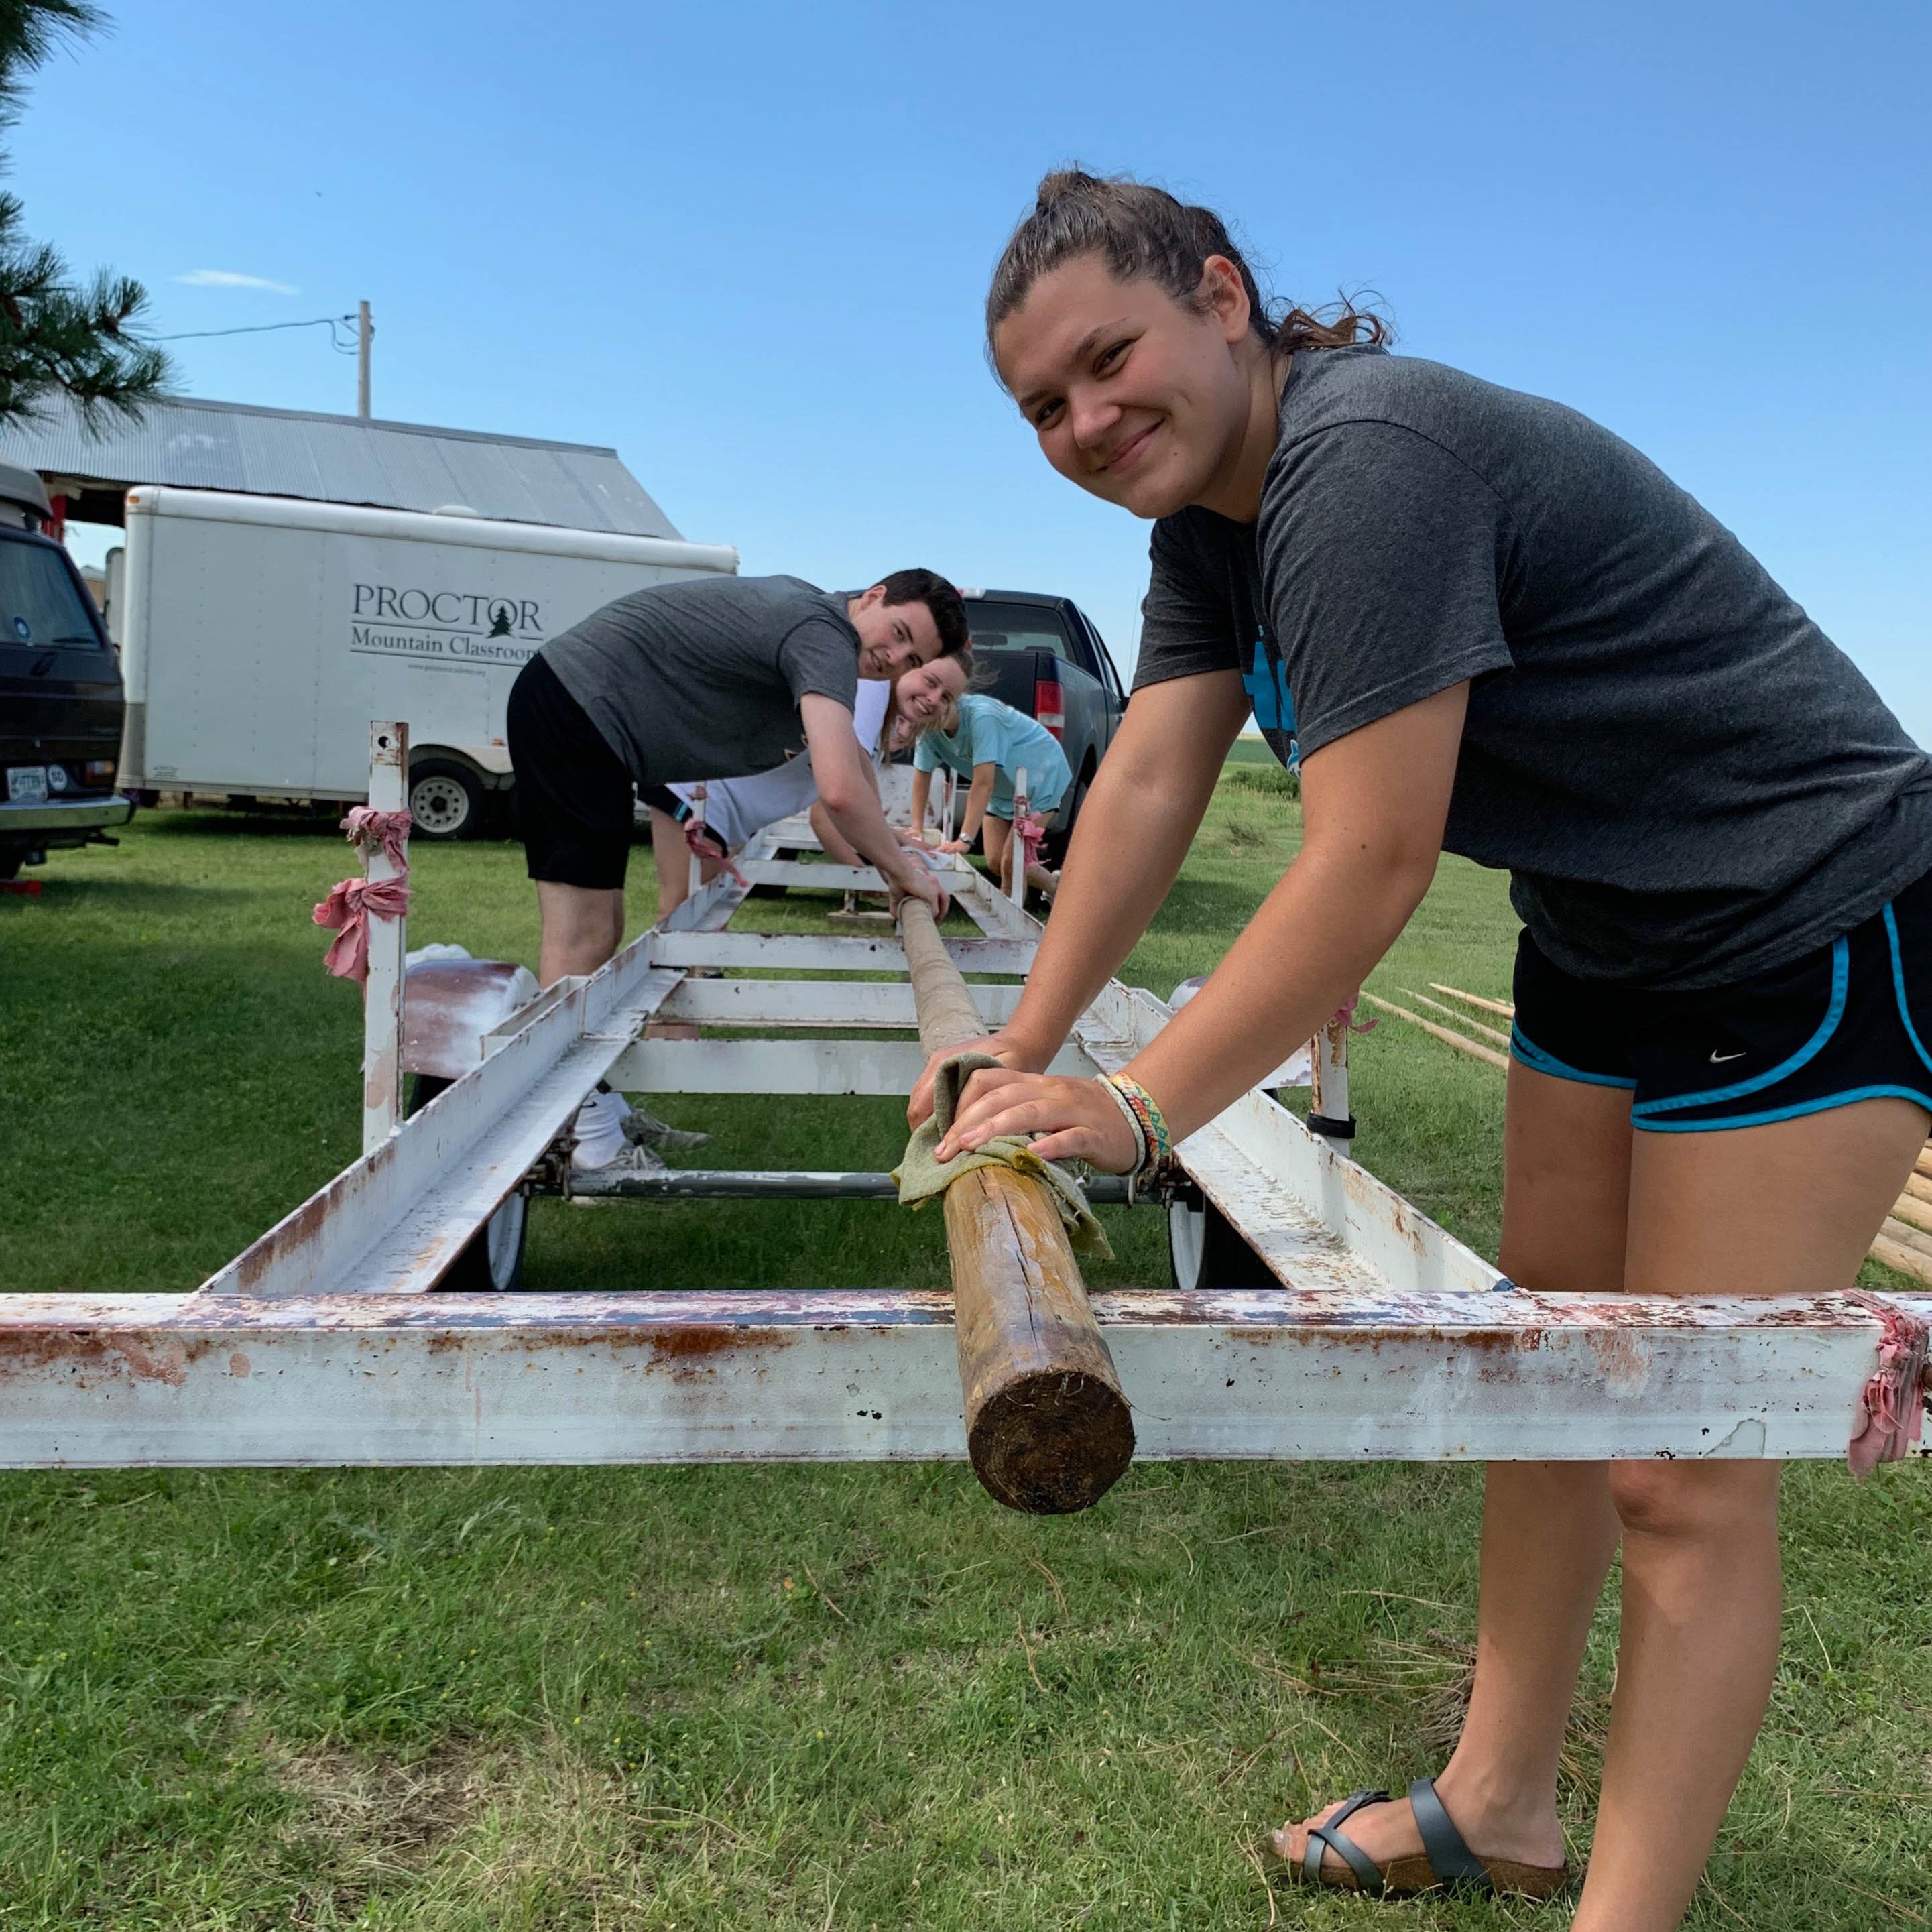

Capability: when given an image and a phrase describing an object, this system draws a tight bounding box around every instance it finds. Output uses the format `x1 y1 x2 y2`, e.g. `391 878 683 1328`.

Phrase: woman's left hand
935 1066 1140 1170
937 837 971 855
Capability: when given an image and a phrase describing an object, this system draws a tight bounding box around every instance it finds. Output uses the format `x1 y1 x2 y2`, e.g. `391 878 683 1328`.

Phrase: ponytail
986 168 1388 370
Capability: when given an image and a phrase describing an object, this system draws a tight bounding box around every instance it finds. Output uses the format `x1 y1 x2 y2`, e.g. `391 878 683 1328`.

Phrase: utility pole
357 300 373 419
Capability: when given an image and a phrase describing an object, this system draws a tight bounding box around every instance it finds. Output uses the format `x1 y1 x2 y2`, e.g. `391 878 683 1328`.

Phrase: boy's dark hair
876 568 970 659
985 168 1389 373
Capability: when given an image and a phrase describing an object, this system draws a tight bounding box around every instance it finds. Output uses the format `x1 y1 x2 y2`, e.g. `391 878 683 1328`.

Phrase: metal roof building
0 393 682 538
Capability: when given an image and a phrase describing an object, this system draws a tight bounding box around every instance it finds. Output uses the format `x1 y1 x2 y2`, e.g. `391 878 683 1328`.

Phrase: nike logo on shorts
1709 1049 1748 1063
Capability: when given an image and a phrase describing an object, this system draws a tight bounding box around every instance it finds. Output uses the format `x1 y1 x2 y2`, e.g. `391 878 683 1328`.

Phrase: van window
967 600 1079 665
0 538 100 650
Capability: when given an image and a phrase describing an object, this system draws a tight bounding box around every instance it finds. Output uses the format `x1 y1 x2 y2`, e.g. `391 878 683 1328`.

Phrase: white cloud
173 269 299 294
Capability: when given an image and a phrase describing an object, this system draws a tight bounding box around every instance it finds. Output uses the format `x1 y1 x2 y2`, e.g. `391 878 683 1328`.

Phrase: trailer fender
403 952 540 1079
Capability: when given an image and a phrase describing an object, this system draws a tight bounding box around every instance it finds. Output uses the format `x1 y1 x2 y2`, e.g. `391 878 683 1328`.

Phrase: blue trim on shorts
1508 1023 1638 1089
1631 935 1850 1117
1884 904 1932 1077
1632 1082 1932 1133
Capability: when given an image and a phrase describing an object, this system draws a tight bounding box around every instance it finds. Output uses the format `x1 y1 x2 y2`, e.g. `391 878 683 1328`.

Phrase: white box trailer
113 486 738 835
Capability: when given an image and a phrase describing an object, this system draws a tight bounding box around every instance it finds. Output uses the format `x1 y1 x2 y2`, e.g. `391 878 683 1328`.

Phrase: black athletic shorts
1510 864 1932 1132
505 654 637 890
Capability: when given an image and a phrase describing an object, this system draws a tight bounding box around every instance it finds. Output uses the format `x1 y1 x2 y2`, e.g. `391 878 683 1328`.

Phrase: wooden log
1880 1216 1932 1263
898 898 990 1059
1916 1145 1932 1182
1891 1193 1932 1238
898 899 1133 1513
1429 983 1516 1020
1363 993 1510 1070
1871 1233 1932 1289
1400 989 1512 1048
1907 1172 1932 1208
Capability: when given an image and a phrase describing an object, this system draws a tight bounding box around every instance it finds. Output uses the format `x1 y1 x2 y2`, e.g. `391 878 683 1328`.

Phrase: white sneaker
621 1105 709 1152
572 1136 670 1178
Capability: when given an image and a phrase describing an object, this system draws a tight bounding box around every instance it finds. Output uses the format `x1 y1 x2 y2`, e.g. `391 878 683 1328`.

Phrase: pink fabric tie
339 806 412 871
312 875 412 982
315 805 414 983
1332 991 1377 1034
684 817 747 887
1015 810 1048 878
1844 1289 1929 1477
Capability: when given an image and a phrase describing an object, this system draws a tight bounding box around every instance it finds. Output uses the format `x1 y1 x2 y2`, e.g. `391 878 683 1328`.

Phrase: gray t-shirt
541 573 860 786
1136 345 1932 989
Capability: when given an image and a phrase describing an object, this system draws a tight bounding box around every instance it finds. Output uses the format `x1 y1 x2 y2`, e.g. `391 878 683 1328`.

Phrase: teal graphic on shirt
1242 637 1299 766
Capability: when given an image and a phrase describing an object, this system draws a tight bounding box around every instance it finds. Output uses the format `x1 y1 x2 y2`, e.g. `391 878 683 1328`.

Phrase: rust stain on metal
0 1327 209 1388
228 1352 251 1378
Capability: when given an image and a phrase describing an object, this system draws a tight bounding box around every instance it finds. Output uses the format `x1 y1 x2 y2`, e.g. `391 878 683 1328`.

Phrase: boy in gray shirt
507 567 966 985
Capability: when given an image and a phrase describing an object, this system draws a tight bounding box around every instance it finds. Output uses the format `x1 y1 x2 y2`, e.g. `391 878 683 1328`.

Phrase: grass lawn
0 790 1927 1930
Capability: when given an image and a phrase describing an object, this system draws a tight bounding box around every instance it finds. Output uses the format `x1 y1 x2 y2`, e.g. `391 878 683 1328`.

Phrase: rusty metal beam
0 1289 1921 1468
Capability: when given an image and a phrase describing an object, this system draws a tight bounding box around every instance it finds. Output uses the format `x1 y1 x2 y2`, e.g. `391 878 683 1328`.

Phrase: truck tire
406 1074 529 1290
1168 1191 1275 1291
0 845 26 880
408 760 486 840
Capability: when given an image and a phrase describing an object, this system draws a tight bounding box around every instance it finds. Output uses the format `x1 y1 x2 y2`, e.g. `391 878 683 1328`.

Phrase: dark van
0 460 131 880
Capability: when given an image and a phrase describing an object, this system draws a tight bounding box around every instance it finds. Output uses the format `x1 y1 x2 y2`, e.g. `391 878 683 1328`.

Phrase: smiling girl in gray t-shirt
910 170 1932 1932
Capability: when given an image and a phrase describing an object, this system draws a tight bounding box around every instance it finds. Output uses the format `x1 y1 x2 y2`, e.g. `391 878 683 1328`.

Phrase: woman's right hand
906 1029 1048 1128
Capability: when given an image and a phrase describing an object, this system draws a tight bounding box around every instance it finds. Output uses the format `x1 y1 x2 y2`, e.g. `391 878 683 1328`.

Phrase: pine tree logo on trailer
349 582 544 666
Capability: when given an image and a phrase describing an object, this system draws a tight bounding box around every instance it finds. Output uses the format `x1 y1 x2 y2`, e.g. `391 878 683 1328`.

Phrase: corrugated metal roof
0 393 682 537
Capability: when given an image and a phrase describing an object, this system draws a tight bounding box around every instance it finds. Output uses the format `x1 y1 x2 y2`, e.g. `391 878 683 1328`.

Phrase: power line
156 313 359 352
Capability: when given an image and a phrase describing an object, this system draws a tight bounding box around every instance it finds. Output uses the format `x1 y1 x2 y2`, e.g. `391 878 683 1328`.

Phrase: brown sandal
1279 1777 1570 1899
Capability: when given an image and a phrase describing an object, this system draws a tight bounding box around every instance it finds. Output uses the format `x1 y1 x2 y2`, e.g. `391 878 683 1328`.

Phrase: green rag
892 1050 1113 1260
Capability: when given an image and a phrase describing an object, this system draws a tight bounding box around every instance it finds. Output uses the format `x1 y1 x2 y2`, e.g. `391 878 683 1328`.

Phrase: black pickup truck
0 461 131 880
959 588 1126 852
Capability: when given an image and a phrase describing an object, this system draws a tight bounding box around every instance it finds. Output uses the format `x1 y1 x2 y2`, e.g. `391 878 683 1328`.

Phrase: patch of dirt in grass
266 1736 500 1866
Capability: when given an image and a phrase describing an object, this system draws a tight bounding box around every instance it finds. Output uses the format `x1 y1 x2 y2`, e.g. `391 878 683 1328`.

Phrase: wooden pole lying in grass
1429 983 1515 1020
898 898 1134 1514
1362 993 1510 1070
1872 1233 1932 1288
1400 989 1512 1048
1891 1193 1932 1237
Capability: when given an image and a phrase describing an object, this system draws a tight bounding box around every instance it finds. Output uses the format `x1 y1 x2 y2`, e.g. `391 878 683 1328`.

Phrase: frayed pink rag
1333 991 1377 1034
313 876 411 982
340 806 412 869
1015 810 1048 878
1845 1289 1929 1477
683 817 747 887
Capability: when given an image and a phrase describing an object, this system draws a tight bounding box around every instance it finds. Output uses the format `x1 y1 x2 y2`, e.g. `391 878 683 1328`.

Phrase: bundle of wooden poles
1362 984 1932 1290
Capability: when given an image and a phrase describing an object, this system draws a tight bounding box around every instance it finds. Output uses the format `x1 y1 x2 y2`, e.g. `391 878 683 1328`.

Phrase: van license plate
6 766 48 804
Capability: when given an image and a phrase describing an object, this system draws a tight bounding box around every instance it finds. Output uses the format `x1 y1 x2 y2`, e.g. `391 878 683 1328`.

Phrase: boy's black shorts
1510 864 1932 1132
505 655 638 890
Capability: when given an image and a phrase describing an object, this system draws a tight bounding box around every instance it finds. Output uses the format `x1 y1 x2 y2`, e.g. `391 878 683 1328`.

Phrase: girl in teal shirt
910 686 1071 900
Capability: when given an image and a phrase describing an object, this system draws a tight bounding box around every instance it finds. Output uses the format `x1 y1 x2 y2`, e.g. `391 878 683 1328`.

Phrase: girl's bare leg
982 816 1013 891
1278 1064 1631 1874
1571 1095 1927 1931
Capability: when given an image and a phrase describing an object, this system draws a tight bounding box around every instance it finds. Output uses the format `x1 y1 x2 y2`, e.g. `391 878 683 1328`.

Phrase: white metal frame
4 735 1926 1471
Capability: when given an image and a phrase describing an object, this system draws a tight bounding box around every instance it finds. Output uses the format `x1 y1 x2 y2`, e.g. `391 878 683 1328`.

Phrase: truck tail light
82 760 117 786
1034 672 1065 739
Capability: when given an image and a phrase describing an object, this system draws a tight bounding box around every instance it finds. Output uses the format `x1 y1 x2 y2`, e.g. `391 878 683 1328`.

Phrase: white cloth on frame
668 678 890 848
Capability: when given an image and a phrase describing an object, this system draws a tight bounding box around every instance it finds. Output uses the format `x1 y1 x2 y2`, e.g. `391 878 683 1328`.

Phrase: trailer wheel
1168 1191 1274 1291
408 760 485 840
406 1075 528 1290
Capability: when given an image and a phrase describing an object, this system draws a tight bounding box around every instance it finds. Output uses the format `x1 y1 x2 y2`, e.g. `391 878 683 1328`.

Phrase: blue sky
17 0 1930 739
